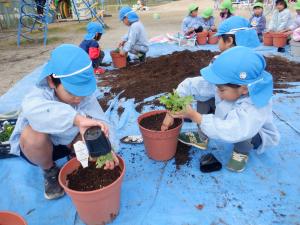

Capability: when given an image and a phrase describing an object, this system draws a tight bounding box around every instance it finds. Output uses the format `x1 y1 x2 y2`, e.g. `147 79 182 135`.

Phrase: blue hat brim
39 62 52 82
84 33 96 40
200 66 228 84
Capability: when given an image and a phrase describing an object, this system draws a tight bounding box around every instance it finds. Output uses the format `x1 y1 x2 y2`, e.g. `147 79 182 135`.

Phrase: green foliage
96 152 114 168
0 123 15 142
159 90 193 113
114 48 120 53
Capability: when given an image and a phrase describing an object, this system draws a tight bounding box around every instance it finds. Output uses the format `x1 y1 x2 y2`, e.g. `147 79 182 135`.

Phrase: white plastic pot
290 40 300 57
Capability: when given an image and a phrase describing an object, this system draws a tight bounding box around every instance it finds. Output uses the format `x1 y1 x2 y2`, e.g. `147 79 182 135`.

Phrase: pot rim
138 110 183 133
0 211 27 225
58 155 125 195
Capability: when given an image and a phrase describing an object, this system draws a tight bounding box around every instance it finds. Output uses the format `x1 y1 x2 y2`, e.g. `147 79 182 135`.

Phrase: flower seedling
114 48 120 53
95 151 114 168
159 90 193 113
0 122 15 142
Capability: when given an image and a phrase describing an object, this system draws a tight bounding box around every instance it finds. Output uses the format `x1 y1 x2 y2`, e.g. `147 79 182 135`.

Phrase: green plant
0 123 15 142
159 90 193 113
96 152 114 168
114 48 120 53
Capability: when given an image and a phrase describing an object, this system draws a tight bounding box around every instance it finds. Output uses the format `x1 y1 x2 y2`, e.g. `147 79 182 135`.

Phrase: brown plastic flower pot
208 31 219 45
263 32 273 46
138 110 183 161
196 31 208 45
110 51 127 69
0 211 27 225
272 32 288 48
58 156 125 225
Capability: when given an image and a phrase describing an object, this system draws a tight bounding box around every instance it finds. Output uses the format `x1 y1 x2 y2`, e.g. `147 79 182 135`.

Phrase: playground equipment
17 0 107 47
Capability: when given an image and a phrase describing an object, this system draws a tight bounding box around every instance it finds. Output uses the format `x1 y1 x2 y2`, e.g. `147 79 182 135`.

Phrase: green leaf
0 123 15 142
95 152 114 168
159 90 193 113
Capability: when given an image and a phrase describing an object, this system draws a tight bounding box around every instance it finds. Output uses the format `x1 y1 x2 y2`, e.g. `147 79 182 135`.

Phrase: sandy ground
0 0 258 96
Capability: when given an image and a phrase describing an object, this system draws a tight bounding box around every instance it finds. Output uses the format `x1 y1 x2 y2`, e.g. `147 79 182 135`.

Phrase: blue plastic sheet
1 43 300 225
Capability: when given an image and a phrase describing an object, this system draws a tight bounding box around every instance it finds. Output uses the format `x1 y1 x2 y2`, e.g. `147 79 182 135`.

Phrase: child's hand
104 151 120 170
119 50 126 56
118 41 126 48
170 105 202 124
74 114 109 138
211 26 216 31
161 112 174 131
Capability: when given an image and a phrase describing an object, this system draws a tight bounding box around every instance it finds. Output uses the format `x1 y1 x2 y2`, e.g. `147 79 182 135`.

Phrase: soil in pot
139 112 182 131
67 161 122 192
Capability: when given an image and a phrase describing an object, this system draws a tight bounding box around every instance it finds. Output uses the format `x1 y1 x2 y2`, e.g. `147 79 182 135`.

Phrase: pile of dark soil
67 162 121 192
174 142 192 169
98 50 300 111
139 112 182 131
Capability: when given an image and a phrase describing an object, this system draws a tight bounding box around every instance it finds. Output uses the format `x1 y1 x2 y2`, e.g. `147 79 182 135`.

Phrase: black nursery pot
83 126 112 157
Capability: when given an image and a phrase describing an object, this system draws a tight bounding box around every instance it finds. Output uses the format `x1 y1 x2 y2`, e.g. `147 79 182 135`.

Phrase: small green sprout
159 90 193 113
96 152 114 168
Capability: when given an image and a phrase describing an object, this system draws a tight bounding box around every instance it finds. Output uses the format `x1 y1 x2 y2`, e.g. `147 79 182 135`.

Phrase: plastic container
263 32 273 46
272 32 288 48
84 126 111 157
290 40 300 57
110 51 127 69
59 156 125 225
0 211 27 225
138 110 183 161
196 31 208 45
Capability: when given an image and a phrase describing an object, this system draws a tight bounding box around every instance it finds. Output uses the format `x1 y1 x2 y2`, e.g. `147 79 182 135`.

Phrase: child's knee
20 126 49 150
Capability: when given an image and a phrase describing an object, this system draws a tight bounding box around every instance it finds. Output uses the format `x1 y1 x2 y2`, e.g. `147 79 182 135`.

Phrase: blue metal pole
70 0 80 23
17 0 23 47
43 0 49 46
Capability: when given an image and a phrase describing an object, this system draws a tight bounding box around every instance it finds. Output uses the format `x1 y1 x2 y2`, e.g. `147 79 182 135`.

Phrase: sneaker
43 164 64 200
226 151 248 172
178 132 208 150
137 52 146 62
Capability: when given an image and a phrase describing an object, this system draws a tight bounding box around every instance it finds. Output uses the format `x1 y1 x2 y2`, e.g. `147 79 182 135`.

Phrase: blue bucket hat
119 6 139 23
84 22 104 40
200 46 273 108
215 16 260 48
39 44 96 97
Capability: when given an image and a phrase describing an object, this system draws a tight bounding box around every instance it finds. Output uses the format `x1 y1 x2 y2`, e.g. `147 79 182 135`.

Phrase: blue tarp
0 43 300 225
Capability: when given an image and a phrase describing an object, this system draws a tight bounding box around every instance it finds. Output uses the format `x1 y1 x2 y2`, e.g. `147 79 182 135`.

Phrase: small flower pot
58 156 125 225
0 211 27 225
84 126 111 157
272 32 288 48
138 110 183 161
208 31 218 44
263 32 273 46
196 31 209 45
110 51 127 69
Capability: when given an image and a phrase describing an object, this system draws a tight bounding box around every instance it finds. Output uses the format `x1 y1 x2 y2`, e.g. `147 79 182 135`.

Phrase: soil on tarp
98 50 300 112
174 142 192 169
139 112 182 131
67 161 122 192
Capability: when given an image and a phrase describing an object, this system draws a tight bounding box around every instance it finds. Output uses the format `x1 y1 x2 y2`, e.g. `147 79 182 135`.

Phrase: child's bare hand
118 41 126 48
119 50 126 56
161 112 174 131
104 151 119 170
74 114 109 138
170 105 202 124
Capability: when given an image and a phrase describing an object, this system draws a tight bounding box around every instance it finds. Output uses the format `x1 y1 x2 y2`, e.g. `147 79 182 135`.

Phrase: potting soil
174 142 192 169
139 112 182 131
67 162 122 192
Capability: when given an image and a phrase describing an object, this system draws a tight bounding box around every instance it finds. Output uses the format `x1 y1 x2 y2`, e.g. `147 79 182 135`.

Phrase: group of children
182 0 300 48
7 5 283 201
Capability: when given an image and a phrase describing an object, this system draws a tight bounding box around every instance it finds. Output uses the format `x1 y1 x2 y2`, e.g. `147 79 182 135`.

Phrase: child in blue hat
162 16 261 151
162 46 280 172
79 22 107 75
118 6 149 62
9 44 119 200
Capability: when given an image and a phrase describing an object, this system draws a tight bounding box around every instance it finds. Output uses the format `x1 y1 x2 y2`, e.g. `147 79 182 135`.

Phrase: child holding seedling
249 2 266 42
9 44 119 200
118 6 149 62
79 22 107 75
182 4 204 36
162 46 280 172
200 7 216 31
219 0 234 21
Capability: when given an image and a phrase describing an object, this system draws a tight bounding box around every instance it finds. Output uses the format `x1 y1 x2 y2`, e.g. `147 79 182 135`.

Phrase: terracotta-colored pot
272 32 288 48
58 156 125 225
138 110 183 161
196 31 208 45
110 51 126 69
208 31 218 44
263 32 273 46
0 211 27 225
